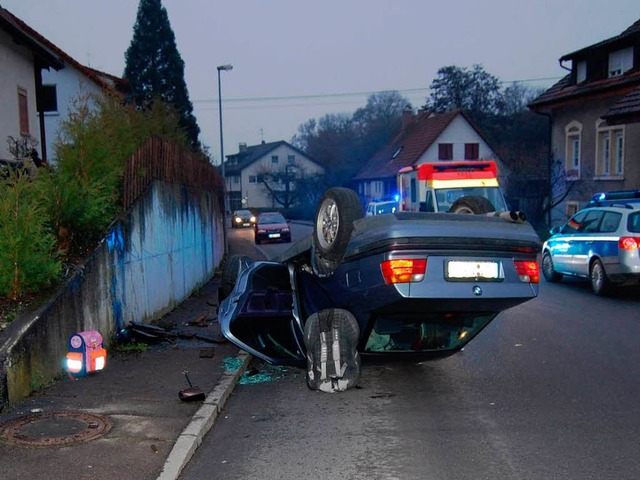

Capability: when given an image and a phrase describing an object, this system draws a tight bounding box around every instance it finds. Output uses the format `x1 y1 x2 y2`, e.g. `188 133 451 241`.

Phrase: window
287 155 295 164
608 47 633 77
562 210 587 234
249 175 257 183
566 202 579 220
438 143 453 160
18 88 29 134
601 212 622 233
595 121 624 177
576 60 587 83
410 178 417 202
464 143 479 160
271 155 279 164
40 85 58 113
564 122 582 178
580 210 604 233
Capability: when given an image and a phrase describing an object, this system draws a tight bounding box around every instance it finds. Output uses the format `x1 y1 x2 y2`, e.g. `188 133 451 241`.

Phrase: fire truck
397 160 509 214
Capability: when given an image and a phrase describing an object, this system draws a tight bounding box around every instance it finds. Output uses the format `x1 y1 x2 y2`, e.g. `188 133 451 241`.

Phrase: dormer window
576 60 587 83
608 47 633 78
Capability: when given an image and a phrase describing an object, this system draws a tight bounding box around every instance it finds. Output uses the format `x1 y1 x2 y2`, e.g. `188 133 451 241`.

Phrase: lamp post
217 64 233 214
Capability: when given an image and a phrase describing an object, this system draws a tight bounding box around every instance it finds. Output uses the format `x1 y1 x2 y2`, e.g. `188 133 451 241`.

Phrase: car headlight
234 217 241 223
250 216 256 222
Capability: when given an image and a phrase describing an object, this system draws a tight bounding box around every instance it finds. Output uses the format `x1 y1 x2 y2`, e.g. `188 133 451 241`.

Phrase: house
223 140 325 211
352 109 502 207
0 7 128 164
0 6 62 167
529 18 640 225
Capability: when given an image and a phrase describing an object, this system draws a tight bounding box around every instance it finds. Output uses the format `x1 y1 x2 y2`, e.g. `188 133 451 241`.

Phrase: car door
547 211 587 274
219 261 306 366
571 209 604 276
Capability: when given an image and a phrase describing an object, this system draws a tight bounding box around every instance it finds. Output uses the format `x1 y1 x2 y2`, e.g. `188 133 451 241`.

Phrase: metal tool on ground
178 371 205 402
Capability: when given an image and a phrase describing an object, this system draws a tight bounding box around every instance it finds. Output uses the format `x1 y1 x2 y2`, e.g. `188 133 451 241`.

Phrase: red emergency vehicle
397 160 508 214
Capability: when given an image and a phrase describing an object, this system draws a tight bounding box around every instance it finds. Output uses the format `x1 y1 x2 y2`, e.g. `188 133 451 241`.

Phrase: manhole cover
0 411 111 447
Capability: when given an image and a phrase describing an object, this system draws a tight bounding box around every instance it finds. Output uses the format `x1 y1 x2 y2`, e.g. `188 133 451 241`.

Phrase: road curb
157 351 252 480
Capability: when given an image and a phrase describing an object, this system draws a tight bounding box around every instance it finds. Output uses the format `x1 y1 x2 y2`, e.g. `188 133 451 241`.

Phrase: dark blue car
219 188 542 392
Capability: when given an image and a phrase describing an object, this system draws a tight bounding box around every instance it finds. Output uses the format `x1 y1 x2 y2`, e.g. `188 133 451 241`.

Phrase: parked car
220 188 541 393
232 209 256 228
365 199 398 217
254 212 291 244
542 202 640 295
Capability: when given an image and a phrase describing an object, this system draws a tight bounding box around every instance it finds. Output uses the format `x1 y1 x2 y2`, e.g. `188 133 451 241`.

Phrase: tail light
381 259 426 284
514 260 539 284
619 237 640 251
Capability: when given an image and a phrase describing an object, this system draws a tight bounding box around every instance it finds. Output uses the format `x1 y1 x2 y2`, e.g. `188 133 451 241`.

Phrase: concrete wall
0 180 224 406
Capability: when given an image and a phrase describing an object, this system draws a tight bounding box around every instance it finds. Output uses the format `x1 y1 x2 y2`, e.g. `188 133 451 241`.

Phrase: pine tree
124 0 200 149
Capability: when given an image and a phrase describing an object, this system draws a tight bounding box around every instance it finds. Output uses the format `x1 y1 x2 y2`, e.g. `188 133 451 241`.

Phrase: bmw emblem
472 285 483 296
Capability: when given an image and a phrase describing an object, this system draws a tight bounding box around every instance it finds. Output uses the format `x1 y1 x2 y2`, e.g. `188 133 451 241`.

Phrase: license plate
268 233 281 238
446 260 501 280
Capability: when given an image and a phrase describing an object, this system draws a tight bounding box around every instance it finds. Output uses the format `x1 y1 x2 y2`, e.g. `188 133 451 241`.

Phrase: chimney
402 107 415 130
239 142 247 153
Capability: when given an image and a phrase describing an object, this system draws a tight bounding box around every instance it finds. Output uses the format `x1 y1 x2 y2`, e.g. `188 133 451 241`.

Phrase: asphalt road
180 226 640 480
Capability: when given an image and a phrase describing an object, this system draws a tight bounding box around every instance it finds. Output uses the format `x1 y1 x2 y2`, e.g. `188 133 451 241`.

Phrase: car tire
255 237 261 245
590 259 611 296
312 188 363 275
303 308 361 393
542 251 563 282
449 195 495 214
219 254 254 301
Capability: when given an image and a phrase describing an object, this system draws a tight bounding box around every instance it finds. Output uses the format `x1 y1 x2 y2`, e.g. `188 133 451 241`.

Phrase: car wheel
303 308 361 393
254 237 261 245
219 254 254 301
449 195 494 214
590 259 611 296
312 188 363 275
542 251 563 282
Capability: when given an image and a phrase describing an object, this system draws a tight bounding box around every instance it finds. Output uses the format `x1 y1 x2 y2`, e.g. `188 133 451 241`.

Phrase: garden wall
0 179 224 406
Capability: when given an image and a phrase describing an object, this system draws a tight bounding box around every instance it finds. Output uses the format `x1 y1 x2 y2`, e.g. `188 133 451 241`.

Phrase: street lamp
217 64 233 214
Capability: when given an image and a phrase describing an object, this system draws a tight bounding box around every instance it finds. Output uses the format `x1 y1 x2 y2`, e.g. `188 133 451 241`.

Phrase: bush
0 170 60 300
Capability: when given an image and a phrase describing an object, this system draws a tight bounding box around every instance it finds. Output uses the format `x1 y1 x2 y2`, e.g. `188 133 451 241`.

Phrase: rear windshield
628 212 640 233
259 214 286 224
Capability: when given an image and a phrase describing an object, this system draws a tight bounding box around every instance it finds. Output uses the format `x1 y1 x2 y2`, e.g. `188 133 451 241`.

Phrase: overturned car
218 188 542 393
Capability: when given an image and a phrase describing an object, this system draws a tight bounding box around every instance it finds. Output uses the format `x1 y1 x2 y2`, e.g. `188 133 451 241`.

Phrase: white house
0 6 127 165
353 109 503 207
0 6 62 165
224 140 325 211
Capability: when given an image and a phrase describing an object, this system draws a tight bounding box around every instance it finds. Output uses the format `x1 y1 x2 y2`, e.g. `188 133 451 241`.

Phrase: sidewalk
0 237 264 480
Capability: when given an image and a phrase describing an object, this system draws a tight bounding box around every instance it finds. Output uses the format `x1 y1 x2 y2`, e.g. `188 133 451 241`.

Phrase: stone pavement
0 236 265 480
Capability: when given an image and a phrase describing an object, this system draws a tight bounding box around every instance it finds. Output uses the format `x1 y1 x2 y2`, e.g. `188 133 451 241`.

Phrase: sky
2 0 640 164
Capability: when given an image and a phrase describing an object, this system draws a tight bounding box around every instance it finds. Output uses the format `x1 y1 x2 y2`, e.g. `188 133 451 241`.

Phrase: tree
292 91 411 188
292 113 358 187
124 0 200 149
425 65 502 122
352 90 409 162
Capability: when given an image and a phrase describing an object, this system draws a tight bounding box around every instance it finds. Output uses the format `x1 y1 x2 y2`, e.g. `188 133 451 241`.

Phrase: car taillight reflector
514 260 539 284
381 259 426 284
619 237 640 251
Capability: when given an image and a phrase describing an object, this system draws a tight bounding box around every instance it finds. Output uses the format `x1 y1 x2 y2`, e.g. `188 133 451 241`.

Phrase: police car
542 197 640 295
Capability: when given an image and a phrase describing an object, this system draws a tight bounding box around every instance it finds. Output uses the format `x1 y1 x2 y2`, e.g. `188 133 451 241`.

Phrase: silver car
542 203 640 295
